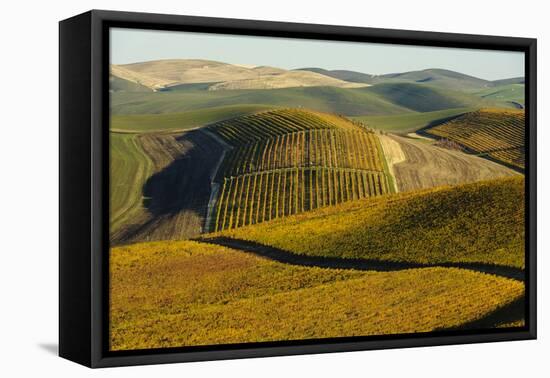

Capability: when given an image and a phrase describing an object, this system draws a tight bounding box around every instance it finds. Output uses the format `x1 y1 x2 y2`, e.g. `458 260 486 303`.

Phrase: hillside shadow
415 112 470 136
112 130 223 244
446 297 525 331
200 237 524 281
142 130 217 217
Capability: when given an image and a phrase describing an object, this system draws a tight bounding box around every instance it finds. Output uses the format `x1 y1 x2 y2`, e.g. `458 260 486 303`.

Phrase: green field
364 83 499 112
111 104 274 132
474 84 525 106
111 81 508 118
109 133 153 235
110 240 524 350
215 176 525 269
111 85 415 116
354 107 475 133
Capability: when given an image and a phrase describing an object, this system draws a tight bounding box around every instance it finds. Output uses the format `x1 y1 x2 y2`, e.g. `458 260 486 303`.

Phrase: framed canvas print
59 10 537 368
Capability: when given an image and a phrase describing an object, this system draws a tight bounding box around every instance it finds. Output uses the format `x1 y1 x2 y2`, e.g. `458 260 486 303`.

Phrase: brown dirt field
378 135 406 192
111 129 226 245
382 134 519 192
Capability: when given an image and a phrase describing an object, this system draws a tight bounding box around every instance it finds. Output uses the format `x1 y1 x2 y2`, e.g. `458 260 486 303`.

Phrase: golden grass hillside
113 59 368 91
110 240 524 350
214 176 525 268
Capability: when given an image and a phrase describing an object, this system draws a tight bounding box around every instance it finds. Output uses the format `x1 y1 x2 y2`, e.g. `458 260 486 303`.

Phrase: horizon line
110 58 525 82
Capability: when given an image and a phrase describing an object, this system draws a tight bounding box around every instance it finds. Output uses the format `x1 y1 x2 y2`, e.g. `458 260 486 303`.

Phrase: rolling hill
377 68 492 91
110 108 395 242
353 107 475 133
362 83 498 112
111 81 504 117
112 59 368 91
110 104 275 132
109 75 152 93
474 84 525 107
110 86 415 116
298 67 524 93
295 67 375 84
424 108 525 170
208 70 367 90
213 176 525 269
378 133 518 193
205 109 394 232
110 239 523 350
492 77 525 86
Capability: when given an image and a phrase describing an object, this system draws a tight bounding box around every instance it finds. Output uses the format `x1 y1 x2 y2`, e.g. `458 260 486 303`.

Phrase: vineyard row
212 167 390 232
219 129 384 178
208 109 361 146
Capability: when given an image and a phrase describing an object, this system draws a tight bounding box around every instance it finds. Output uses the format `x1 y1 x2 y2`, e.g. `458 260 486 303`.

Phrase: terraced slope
215 176 525 269
110 240 524 350
424 108 525 170
206 109 393 232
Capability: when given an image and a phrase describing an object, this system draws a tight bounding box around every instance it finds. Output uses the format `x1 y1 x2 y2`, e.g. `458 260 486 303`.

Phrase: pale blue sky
110 28 524 81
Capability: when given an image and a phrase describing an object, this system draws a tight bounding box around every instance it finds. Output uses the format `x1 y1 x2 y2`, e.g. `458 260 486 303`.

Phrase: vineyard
207 108 362 145
425 108 525 169
214 168 390 231
219 129 384 177
110 240 524 350
208 108 393 232
217 176 525 269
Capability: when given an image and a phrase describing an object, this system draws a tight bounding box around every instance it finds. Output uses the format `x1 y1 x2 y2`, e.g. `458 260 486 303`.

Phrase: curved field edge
353 107 476 133
423 108 525 170
110 104 275 133
110 133 153 234
378 134 518 193
212 176 525 269
110 240 524 351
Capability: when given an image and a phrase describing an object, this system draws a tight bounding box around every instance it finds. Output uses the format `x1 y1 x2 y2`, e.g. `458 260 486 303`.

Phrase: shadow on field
113 130 223 245
142 130 215 217
446 296 525 331
200 237 525 281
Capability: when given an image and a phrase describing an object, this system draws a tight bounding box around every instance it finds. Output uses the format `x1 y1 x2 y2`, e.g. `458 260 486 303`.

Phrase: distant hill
111 82 507 116
111 86 414 116
297 67 524 93
208 70 367 90
362 83 497 112
295 67 375 84
375 68 491 91
109 75 152 93
424 108 525 170
111 59 368 91
492 77 525 86
474 84 525 107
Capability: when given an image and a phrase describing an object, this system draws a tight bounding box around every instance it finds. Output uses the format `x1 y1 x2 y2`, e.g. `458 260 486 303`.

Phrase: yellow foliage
110 240 523 351
215 176 525 268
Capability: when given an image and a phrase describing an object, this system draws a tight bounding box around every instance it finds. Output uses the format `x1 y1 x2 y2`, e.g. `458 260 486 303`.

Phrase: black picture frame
59 9 537 368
